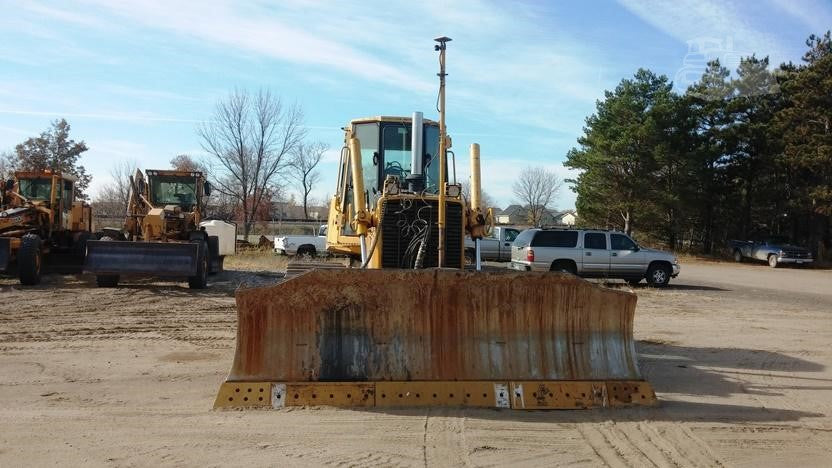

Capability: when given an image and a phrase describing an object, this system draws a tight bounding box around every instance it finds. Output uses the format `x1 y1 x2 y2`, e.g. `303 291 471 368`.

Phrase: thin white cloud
617 0 795 65
82 0 434 94
0 109 202 123
768 0 832 38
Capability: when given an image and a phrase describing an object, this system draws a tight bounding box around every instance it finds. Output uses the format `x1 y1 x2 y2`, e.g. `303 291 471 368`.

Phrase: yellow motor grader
214 38 656 410
84 169 221 288
0 171 94 285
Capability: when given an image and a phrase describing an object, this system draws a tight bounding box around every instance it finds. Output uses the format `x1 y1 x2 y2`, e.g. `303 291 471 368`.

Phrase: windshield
352 122 443 199
764 236 790 245
150 176 198 206
18 178 52 200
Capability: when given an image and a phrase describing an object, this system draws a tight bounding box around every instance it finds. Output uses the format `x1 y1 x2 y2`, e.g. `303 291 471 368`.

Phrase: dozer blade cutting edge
214 269 657 410
84 240 200 277
0 238 9 272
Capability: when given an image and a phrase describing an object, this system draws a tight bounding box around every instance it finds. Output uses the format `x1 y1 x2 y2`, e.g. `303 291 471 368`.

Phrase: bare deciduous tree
94 159 139 217
170 154 205 172
198 89 306 236
460 180 497 212
0 150 16 180
512 166 561 227
289 141 328 219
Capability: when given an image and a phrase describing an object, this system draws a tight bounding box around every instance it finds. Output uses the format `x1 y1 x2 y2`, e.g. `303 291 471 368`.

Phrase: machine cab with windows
327 114 467 267
11 171 83 232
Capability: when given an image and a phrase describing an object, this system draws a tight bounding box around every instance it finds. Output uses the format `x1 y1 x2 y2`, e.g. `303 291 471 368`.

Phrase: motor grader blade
215 269 657 410
84 240 199 276
0 238 9 272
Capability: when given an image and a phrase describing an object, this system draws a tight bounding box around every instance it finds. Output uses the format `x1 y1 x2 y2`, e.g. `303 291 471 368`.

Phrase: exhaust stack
407 111 425 192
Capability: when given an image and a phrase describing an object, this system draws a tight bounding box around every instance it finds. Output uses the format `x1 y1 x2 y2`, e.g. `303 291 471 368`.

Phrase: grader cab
84 169 222 288
214 37 656 410
0 171 94 285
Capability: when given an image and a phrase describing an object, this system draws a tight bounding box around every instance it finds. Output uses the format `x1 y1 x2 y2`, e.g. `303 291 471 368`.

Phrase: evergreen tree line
566 32 832 258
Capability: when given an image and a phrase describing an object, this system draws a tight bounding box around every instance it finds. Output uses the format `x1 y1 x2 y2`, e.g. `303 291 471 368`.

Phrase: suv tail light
526 249 535 262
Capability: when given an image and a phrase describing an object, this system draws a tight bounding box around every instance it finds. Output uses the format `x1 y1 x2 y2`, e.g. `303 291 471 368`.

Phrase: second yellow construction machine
214 37 656 410
84 169 221 288
0 170 94 285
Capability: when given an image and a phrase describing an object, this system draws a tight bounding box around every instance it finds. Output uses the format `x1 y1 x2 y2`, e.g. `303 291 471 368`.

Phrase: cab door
581 232 610 276
60 179 74 230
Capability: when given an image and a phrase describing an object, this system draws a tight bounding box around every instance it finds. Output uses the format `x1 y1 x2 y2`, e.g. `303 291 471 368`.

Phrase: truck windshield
18 178 52 200
150 176 198 206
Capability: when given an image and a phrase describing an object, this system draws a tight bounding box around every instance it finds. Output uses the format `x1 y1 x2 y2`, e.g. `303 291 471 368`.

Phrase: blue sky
1 0 830 210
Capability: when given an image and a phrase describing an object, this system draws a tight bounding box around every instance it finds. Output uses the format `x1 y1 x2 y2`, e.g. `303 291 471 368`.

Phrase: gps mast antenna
435 36 451 268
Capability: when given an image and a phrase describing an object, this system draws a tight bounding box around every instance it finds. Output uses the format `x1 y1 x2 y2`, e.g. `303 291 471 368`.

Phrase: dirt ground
1 259 831 467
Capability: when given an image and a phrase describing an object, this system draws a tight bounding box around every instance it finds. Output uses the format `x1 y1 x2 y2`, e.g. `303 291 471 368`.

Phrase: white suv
510 228 680 287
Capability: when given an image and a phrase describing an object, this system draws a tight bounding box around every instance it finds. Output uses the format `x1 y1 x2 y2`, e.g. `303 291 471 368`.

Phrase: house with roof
495 205 577 226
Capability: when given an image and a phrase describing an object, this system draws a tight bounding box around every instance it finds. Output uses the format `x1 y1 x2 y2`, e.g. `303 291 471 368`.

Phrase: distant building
495 205 576 227
271 201 328 221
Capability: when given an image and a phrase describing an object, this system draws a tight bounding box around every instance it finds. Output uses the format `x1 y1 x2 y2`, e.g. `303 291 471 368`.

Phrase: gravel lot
1 260 830 467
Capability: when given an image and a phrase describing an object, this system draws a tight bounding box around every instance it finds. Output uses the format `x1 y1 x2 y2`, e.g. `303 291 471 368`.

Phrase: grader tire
18 234 43 286
188 241 208 289
94 236 120 287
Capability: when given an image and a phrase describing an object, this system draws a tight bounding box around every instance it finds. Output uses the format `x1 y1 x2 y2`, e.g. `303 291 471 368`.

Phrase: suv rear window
513 229 535 247
531 230 578 248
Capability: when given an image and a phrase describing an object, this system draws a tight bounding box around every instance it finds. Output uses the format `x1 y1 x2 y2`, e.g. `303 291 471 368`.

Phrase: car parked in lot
463 226 521 263
729 235 813 268
274 224 327 256
510 228 680 287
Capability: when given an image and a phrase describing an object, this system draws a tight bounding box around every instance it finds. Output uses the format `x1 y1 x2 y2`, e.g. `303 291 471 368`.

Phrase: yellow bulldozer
0 170 94 285
214 37 656 410
84 169 221 288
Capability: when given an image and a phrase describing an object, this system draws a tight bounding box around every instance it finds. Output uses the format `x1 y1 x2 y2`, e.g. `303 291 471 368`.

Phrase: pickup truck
464 226 522 263
274 225 327 256
729 236 813 268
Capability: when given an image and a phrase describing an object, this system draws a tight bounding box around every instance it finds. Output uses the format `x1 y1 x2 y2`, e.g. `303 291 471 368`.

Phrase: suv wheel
768 254 779 268
733 249 743 263
550 261 577 275
646 263 671 287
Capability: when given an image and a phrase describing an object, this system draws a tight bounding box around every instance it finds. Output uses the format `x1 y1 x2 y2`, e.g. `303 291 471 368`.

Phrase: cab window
354 123 379 205
381 125 411 181
584 232 607 250
610 234 637 250
503 229 520 242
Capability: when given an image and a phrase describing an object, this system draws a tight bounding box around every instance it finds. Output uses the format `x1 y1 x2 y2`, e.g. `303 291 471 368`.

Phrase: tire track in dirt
423 408 472 468
578 419 725 468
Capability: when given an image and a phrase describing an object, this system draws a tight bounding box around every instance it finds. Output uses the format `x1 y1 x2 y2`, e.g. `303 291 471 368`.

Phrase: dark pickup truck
729 236 813 268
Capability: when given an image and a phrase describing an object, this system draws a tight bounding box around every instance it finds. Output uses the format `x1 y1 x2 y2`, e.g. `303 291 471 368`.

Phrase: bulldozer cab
145 170 208 212
343 117 443 208
328 116 460 264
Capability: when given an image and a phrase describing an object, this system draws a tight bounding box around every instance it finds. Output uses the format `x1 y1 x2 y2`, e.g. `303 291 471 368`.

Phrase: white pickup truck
274 225 327 256
464 226 522 263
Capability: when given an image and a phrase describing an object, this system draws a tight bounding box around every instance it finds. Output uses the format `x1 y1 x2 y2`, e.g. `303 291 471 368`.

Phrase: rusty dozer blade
0 238 9 272
215 269 657 410
84 240 199 276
